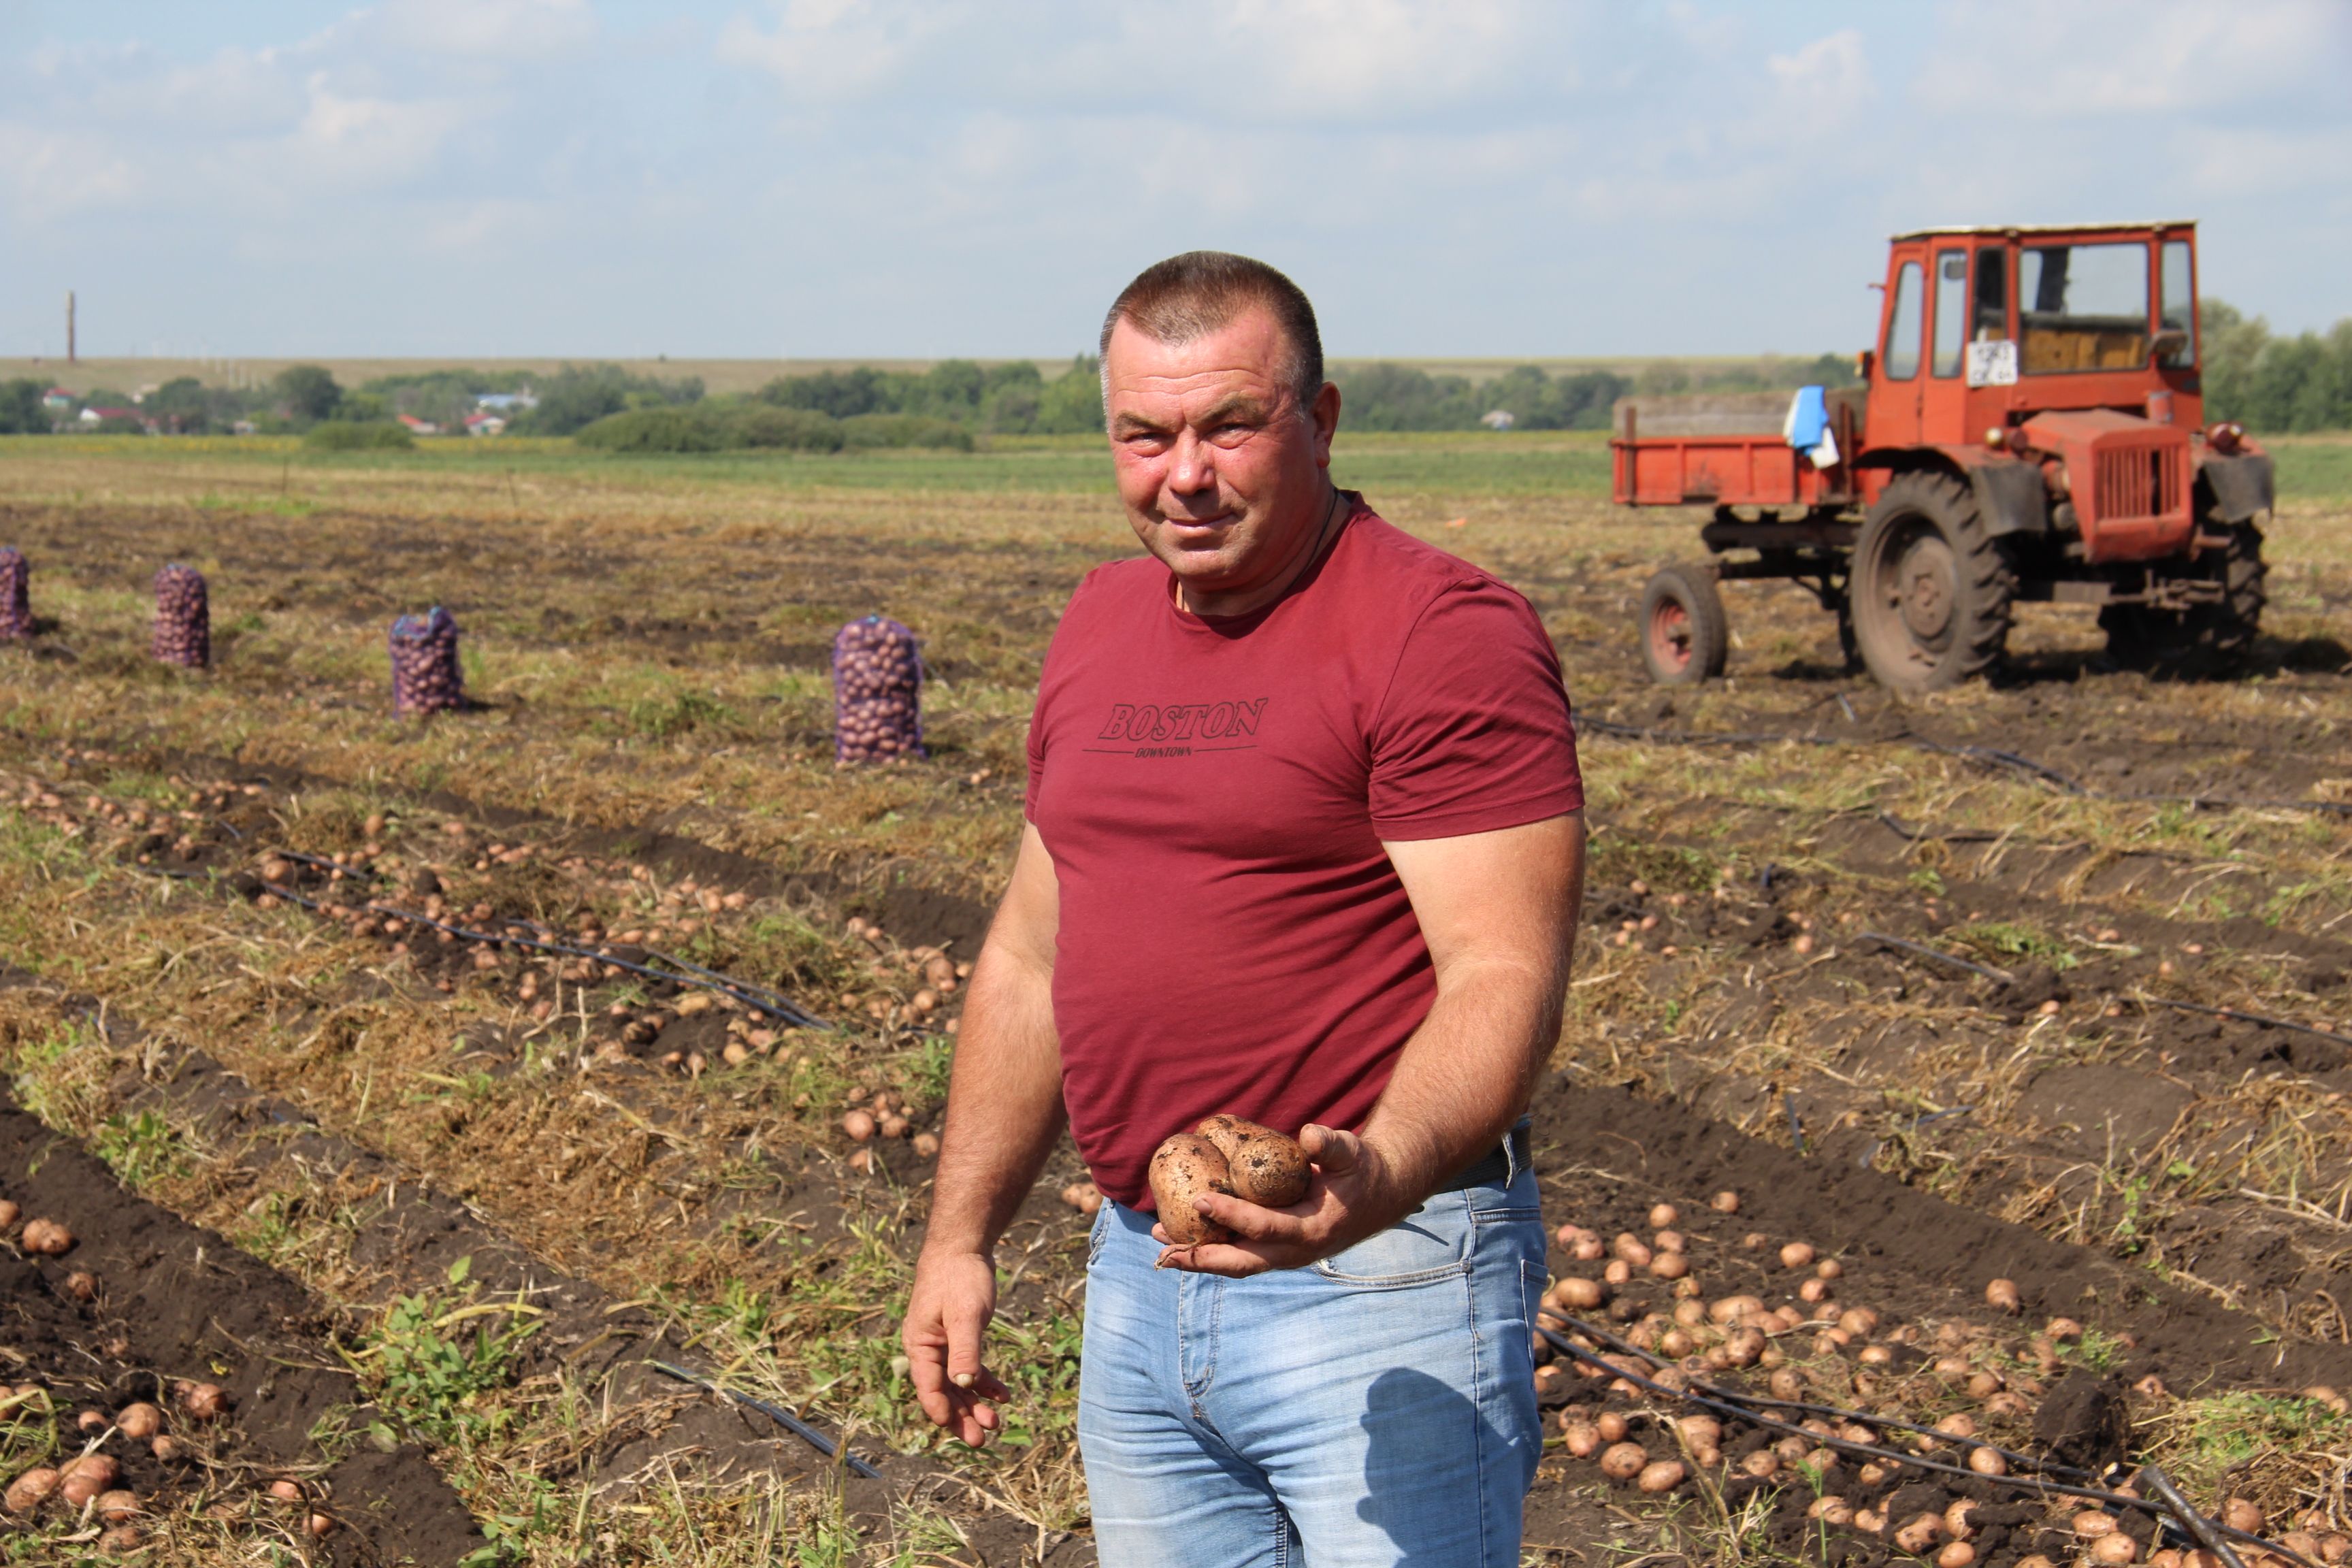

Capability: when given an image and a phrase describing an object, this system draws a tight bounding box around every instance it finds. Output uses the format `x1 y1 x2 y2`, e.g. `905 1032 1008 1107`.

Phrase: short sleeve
1367 580 1582 840
1023 699 1047 821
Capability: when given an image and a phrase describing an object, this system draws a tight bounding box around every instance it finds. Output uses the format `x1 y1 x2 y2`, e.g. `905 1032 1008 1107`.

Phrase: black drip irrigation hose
1550 1307 2080 1481
649 1360 882 1479
275 883 832 1031
1580 717 2352 818
2142 1465 2252 1568
250 845 831 1026
1849 930 2352 1058
140 859 829 1030
2140 995 2352 1052
1855 931 2016 985
1535 1312 2320 1568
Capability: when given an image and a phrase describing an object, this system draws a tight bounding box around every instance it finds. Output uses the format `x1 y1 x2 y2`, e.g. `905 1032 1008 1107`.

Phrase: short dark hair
1099 251 1324 410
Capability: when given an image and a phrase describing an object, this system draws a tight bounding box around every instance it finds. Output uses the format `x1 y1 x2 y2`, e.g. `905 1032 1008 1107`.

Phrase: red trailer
1613 223 2275 693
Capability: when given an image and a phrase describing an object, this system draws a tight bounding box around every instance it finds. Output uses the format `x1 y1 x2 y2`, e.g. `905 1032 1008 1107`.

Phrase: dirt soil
0 1094 480 1565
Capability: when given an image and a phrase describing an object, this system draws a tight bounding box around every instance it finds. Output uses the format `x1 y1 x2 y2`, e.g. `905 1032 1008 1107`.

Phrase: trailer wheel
1637 564 1729 685
1850 472 2014 693
2100 519 2265 677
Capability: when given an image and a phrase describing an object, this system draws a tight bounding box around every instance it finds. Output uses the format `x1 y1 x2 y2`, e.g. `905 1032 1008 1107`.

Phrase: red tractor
1613 222 2275 692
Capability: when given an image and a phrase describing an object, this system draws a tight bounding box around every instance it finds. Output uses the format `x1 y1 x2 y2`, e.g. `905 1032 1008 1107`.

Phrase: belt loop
1503 1116 1532 1187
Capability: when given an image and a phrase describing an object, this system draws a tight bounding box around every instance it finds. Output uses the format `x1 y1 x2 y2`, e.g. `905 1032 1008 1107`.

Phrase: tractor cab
1865 221 2204 453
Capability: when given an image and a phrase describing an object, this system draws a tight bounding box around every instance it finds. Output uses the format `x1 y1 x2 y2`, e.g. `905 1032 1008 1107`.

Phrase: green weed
1952 919 2076 969
2145 1388 2352 1495
355 1256 543 1452
629 687 740 740
91 1108 190 1186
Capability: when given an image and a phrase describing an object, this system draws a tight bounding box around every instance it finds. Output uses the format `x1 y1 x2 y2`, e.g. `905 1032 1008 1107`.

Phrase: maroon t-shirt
1025 497 1583 1207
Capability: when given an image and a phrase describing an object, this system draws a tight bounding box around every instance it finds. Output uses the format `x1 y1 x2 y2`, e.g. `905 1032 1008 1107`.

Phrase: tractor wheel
2099 520 2266 678
1850 472 2015 693
1637 564 1729 686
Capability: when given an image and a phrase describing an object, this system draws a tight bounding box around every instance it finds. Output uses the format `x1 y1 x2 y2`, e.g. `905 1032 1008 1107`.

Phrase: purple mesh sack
0 549 27 640
389 606 465 715
151 564 210 668
832 615 924 764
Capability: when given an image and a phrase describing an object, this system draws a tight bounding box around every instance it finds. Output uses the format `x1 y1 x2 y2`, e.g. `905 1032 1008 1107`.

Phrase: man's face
1103 306 1341 610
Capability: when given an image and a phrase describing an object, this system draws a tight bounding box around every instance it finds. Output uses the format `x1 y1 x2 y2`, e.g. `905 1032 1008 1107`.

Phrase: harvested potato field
0 430 2349 1565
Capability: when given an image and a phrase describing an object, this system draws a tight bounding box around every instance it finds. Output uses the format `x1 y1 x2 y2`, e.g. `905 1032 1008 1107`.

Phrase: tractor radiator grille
2094 444 2184 523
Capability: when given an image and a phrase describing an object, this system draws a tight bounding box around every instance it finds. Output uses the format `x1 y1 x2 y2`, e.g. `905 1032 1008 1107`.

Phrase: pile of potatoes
831 616 924 765
1 1384 227 1554
150 564 210 670
1537 1192 2040 1503
840 1088 940 1168
1148 1116 1311 1245
0 1198 71 1257
1535 1188 2352 1567
841 920 967 1028
388 606 466 715
0 546 27 640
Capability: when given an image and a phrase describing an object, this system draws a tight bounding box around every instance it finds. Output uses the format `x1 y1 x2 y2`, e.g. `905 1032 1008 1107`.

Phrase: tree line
3 310 2346 442
2200 301 2352 433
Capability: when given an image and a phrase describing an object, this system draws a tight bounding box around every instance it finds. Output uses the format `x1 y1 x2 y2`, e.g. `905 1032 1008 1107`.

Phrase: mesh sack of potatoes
150 563 210 668
832 615 925 764
389 606 466 715
0 548 27 640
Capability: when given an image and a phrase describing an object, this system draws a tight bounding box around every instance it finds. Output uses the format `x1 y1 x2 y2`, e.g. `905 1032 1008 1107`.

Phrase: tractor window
1931 251 1967 377
2159 240 2195 366
1883 260 1923 380
2019 241 2151 373
1972 248 2008 340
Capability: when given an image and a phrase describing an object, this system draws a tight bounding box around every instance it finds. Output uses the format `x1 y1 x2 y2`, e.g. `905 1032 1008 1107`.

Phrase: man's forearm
1364 812 1584 1209
1359 953 1564 1201
921 944 1066 1257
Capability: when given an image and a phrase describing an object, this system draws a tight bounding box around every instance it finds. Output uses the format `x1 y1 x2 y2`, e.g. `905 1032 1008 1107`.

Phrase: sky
1 0 2347 362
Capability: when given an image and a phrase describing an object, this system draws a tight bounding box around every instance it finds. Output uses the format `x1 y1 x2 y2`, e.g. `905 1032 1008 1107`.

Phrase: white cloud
370 0 600 59
0 124 141 219
1915 0 2351 116
1765 29 1872 137
291 74 470 183
715 0 962 98
1195 0 1533 114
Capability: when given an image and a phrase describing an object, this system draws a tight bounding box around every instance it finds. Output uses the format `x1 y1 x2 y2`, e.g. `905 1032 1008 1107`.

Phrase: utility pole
65 292 76 364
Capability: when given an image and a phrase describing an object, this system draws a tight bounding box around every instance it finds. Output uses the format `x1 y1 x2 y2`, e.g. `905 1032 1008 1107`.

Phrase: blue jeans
1077 1164 1546 1567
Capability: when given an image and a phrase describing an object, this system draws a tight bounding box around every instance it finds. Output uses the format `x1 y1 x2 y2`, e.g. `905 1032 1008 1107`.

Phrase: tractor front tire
2100 520 2266 678
1850 472 2015 694
1637 564 1729 686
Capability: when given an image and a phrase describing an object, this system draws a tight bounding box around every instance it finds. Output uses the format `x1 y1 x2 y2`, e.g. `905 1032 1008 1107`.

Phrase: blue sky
2 1 2345 361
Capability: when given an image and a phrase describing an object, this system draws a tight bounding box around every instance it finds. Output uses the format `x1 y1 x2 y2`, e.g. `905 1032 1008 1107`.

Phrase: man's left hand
1150 1124 1417 1277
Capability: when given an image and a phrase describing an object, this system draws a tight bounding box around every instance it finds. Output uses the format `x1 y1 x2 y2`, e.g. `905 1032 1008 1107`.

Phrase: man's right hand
903 1247 1011 1446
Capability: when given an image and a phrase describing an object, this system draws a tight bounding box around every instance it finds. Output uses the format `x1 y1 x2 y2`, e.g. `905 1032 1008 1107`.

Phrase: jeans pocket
1469 1163 1543 1224
1311 1200 1473 1287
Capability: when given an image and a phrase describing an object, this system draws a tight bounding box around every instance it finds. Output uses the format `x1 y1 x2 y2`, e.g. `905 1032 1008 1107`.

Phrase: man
903 251 1585 1566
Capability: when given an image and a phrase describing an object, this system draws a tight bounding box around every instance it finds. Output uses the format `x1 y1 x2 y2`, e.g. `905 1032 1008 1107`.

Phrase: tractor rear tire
1637 564 1729 686
1850 472 2015 694
2099 520 2266 678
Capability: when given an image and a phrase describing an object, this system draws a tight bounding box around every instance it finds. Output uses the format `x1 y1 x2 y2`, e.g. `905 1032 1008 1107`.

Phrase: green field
7 427 2340 502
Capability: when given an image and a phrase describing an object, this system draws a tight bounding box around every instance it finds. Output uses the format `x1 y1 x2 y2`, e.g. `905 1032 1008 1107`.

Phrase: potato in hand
1192 1115 1311 1207
1149 1116 1313 1245
1148 1134 1238 1245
